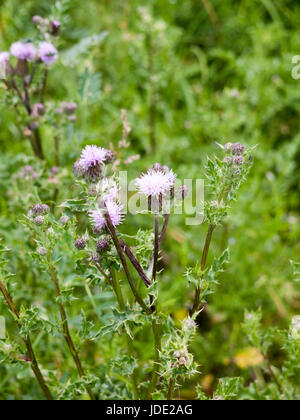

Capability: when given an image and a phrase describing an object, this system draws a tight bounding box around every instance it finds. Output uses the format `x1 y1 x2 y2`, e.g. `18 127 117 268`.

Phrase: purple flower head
38 41 58 66
61 101 77 115
77 145 109 181
232 142 245 155
60 215 70 225
10 42 36 61
89 201 123 231
75 237 86 250
79 145 108 170
105 150 115 163
234 155 244 165
96 239 110 253
136 166 176 198
34 215 45 226
0 52 9 65
51 20 61 36
32 15 42 25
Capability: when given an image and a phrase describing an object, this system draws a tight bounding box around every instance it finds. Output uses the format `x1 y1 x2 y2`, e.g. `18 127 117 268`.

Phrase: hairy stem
48 259 96 400
152 214 160 282
0 279 53 400
263 355 282 393
191 223 215 315
167 378 175 400
110 268 139 399
147 318 162 398
105 214 151 314
119 238 151 288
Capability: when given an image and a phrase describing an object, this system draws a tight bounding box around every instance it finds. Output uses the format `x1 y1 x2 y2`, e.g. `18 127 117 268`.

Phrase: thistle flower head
89 200 123 231
34 215 44 226
136 166 176 198
10 42 36 61
51 20 61 36
38 41 58 66
79 145 108 171
75 237 86 250
0 52 9 64
234 155 244 165
232 142 245 155
76 145 110 181
96 239 110 253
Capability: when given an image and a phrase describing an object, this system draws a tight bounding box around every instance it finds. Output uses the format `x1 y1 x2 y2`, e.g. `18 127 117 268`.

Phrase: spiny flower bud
37 247 47 256
232 142 245 155
105 150 115 163
51 20 61 36
61 102 77 115
234 156 244 165
68 115 77 123
178 356 187 366
60 215 70 225
32 15 42 25
32 204 44 214
34 216 45 226
91 253 100 264
75 237 86 250
96 239 110 254
224 156 233 165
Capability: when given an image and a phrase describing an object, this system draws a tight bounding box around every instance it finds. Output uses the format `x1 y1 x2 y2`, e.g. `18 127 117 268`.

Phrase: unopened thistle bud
91 253 100 264
232 142 245 155
37 247 47 256
96 239 110 254
51 20 61 36
105 150 115 163
34 216 44 226
234 156 244 165
75 237 86 250
60 215 70 225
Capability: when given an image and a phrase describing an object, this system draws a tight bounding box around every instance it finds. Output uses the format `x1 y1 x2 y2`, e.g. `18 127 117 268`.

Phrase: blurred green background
0 0 299 399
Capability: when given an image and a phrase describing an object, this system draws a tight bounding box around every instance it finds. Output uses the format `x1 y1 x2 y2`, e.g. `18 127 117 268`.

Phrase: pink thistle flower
89 200 123 231
38 41 58 66
10 42 36 61
77 145 110 181
0 52 9 64
136 167 176 198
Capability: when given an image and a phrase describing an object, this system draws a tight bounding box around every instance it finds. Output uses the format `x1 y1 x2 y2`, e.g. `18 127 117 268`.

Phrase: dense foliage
0 0 299 400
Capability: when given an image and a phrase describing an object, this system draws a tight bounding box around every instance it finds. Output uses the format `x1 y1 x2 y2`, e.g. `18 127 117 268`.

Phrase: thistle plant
1 5 300 402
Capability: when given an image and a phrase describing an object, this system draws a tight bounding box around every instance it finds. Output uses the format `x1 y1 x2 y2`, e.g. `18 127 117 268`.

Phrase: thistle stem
110 268 139 399
0 279 53 400
119 238 151 288
152 214 159 283
105 214 151 314
48 259 96 400
191 223 215 315
167 378 175 400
